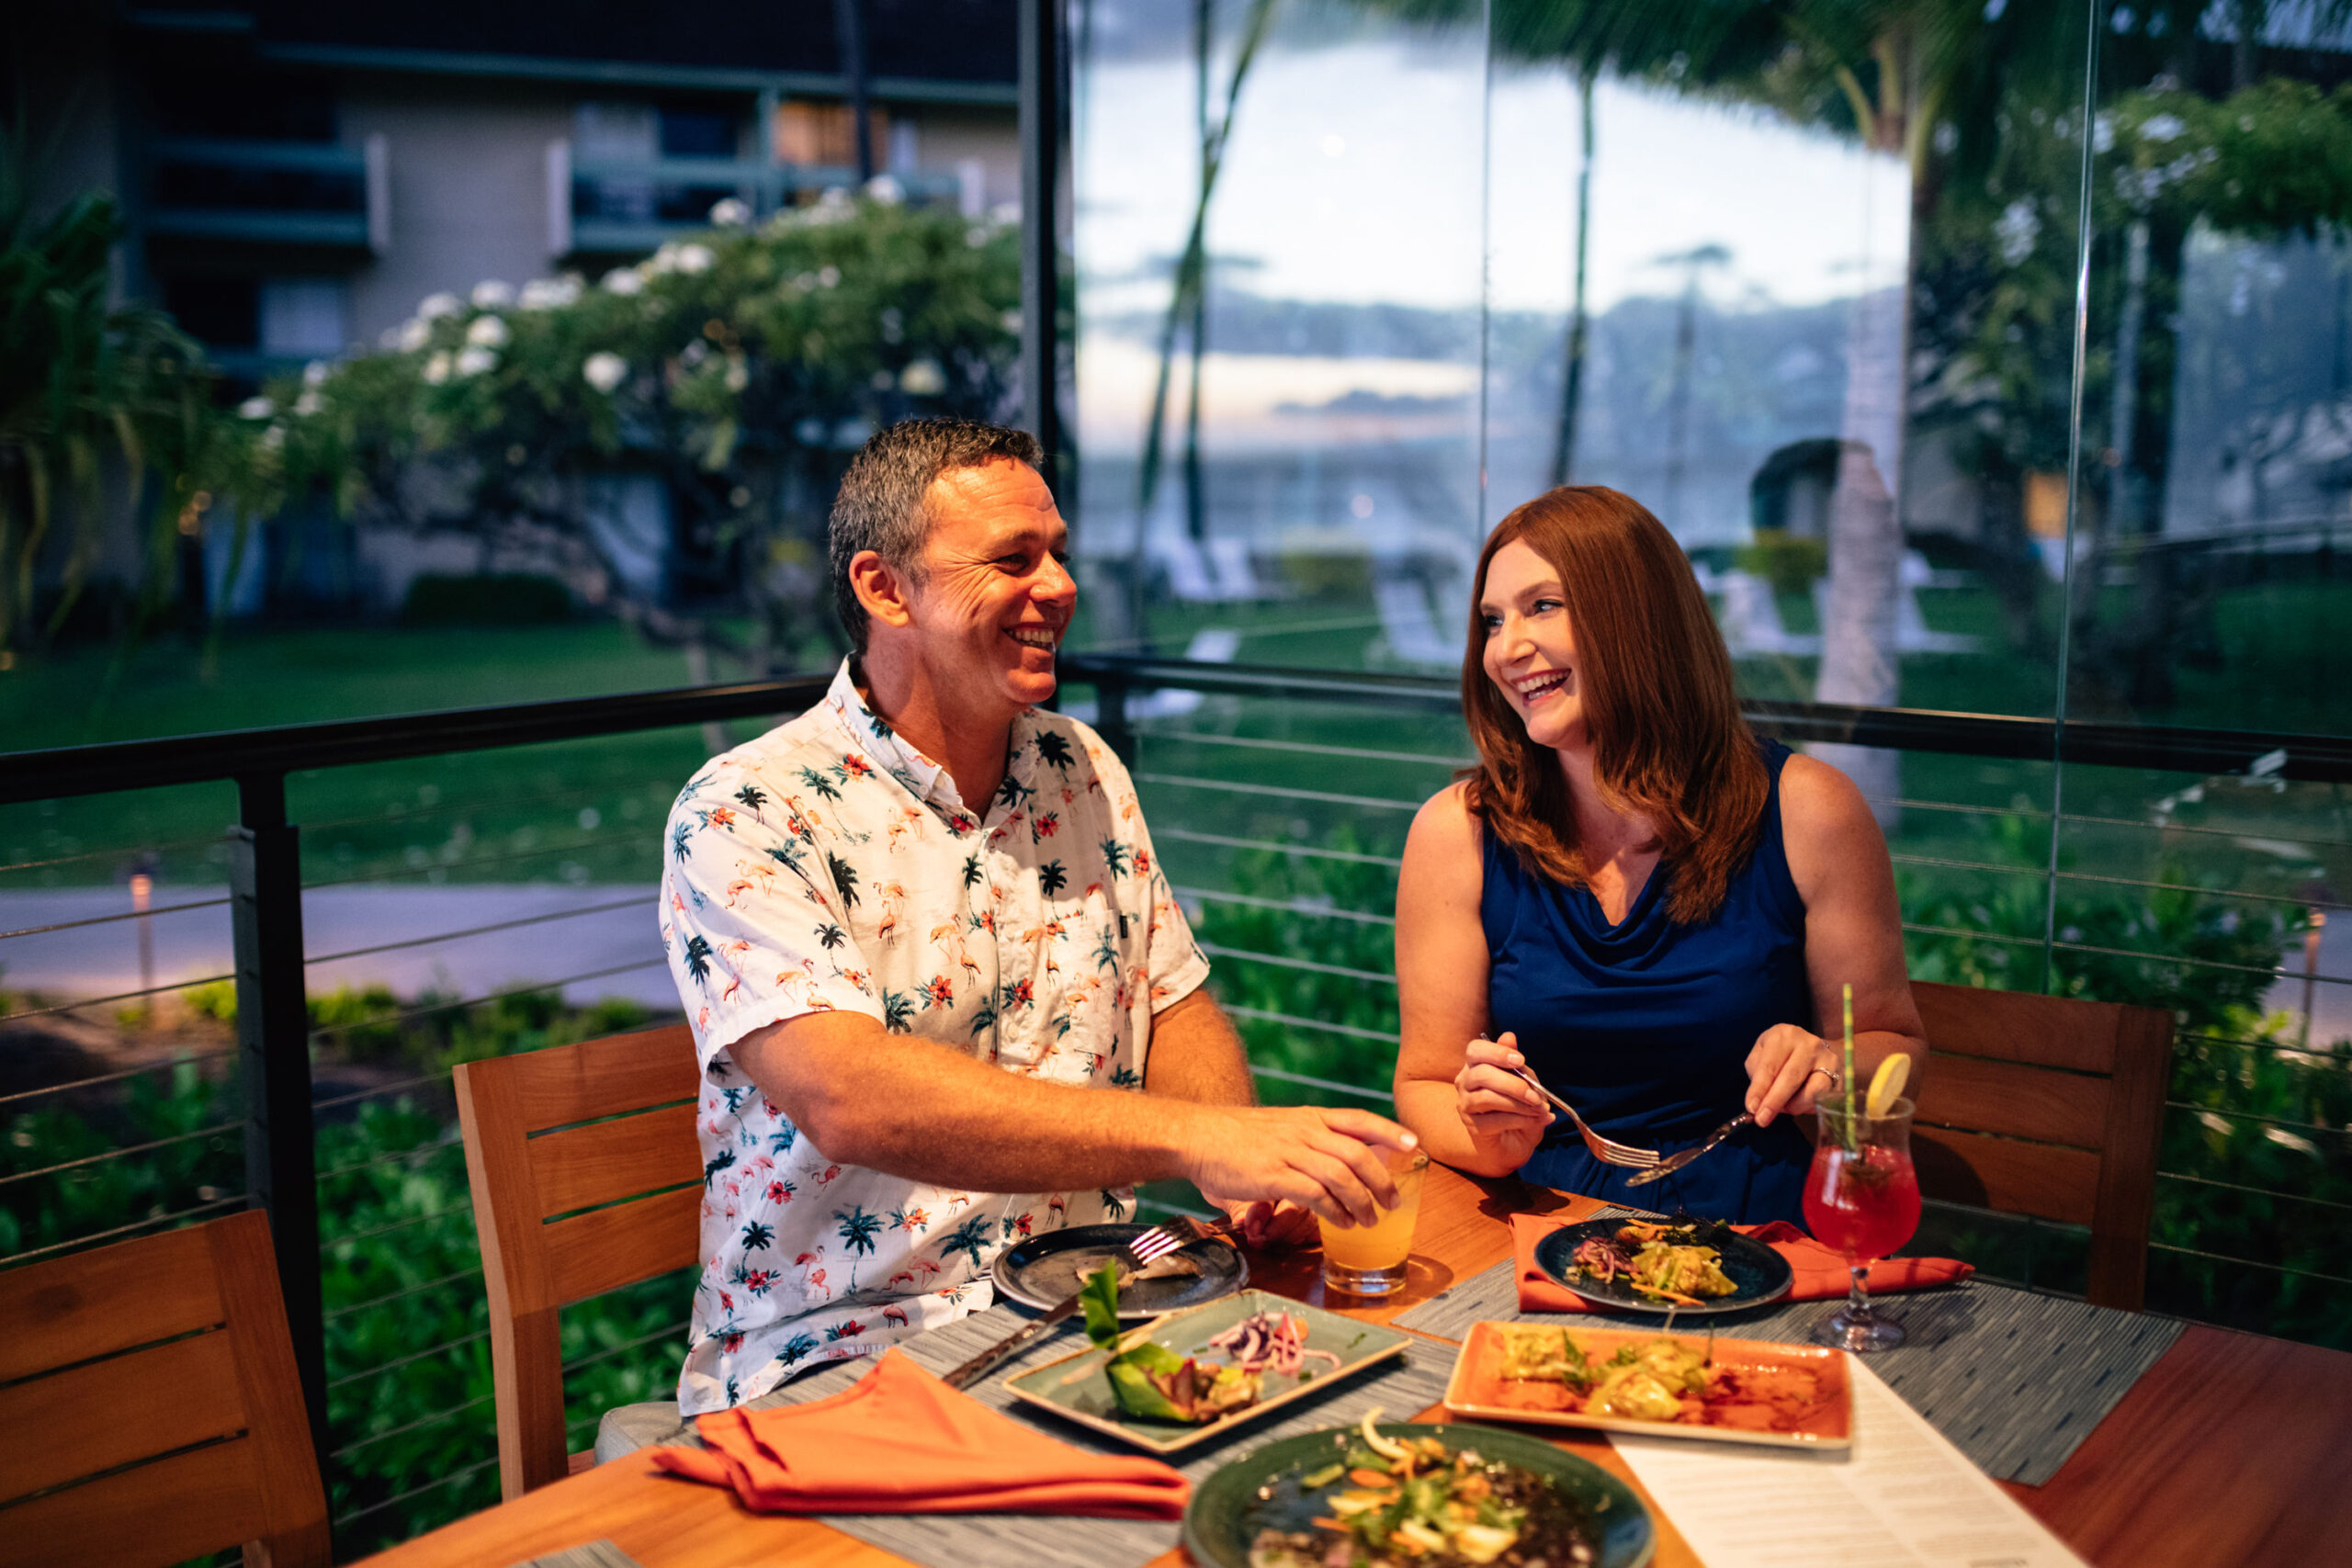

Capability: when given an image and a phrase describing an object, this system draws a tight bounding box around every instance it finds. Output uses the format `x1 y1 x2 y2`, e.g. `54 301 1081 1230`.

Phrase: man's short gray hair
829 417 1046 652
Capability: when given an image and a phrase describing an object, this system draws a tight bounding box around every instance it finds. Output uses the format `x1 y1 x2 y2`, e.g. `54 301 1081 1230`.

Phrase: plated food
1080 1263 1340 1423
1532 1218 1792 1317
1443 1321 1851 1450
1003 1287 1413 1455
1566 1223 1737 1306
995 1221 1247 1318
1182 1416 1655 1568
1250 1411 1598 1568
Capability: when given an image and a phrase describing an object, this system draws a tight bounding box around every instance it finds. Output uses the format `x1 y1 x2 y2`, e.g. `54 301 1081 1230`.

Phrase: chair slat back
455 1024 702 1500
0 1209 328 1568
1907 979 2174 1309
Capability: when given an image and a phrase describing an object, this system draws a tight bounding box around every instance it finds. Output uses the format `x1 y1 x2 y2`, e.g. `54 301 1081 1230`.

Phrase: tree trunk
1550 69 1596 488
1812 277 1909 827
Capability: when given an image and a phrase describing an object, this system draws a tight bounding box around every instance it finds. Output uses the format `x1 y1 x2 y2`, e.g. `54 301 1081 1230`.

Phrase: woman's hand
1454 1032 1554 1165
1744 1022 1840 1128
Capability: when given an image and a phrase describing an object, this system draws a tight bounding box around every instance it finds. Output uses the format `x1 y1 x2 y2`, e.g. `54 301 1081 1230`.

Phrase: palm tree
1035 730 1077 772
881 988 916 1032
740 1219 775 1253
683 934 714 987
825 852 861 908
938 1213 993 1269
1039 859 1069 897
834 1203 885 1288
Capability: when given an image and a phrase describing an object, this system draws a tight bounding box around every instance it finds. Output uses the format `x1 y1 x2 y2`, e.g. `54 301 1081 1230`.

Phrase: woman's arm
1744 755 1928 1127
1394 784 1552 1176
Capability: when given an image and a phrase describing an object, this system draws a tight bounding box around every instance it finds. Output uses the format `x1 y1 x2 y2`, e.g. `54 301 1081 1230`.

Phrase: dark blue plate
1533 1218 1793 1316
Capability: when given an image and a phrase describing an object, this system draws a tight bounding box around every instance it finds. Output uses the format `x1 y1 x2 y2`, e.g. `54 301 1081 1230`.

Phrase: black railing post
1095 671 1135 766
1018 0 1067 490
230 770 328 1471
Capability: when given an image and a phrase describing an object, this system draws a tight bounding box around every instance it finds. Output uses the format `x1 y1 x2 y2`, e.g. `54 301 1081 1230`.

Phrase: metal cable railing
5 649 2348 1553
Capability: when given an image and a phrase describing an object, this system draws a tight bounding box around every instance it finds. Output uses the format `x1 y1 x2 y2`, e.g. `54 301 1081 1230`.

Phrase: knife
940 1287 1088 1390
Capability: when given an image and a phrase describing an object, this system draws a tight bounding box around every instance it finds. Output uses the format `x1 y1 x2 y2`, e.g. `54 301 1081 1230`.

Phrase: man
660 416 1414 1413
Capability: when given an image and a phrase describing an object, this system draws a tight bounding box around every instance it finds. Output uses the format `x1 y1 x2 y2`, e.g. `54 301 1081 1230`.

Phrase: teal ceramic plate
1534 1219 1793 1317
1001 1290 1411 1455
1183 1419 1656 1568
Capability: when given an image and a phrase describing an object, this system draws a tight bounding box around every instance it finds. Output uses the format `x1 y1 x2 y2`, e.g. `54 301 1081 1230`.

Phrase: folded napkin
1510 1213 1973 1313
651 1348 1189 1518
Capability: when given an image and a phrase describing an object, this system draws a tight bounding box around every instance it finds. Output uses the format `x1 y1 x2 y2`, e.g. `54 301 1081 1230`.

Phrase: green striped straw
1841 983 1859 1152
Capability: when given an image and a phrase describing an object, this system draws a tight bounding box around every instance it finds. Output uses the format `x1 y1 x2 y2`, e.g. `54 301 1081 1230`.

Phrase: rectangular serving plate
1002 1290 1413 1456
1442 1321 1852 1450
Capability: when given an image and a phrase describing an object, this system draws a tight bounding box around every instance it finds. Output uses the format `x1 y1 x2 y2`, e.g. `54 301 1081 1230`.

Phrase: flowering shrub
213 191 1022 662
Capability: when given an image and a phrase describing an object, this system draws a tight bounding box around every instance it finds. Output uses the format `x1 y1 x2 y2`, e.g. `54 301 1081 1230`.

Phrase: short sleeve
1066 720 1211 1016
661 778 884 1069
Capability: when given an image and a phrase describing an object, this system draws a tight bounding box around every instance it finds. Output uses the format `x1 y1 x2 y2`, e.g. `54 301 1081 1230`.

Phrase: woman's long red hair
1461 485 1770 926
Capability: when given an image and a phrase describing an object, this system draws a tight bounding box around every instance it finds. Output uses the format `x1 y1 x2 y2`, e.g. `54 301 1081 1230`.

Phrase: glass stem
1848 1263 1870 1321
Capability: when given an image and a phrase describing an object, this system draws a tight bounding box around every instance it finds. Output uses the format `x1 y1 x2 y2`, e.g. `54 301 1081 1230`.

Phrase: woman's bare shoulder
1404 781 1485 890
1775 751 1888 871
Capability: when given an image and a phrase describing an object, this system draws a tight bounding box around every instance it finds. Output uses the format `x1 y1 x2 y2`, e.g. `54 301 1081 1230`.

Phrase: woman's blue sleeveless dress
1481 741 1812 1224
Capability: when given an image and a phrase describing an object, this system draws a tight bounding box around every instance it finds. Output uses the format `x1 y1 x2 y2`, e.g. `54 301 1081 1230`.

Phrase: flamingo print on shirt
658 660 1208 1416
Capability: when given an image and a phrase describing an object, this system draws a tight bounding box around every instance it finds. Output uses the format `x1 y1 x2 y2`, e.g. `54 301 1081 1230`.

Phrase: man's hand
1208 1196 1321 1248
1182 1105 1418 1228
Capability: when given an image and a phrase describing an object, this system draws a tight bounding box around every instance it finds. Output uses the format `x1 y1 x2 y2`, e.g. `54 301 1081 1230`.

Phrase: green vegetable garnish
1299 1461 1346 1489
1080 1261 1261 1424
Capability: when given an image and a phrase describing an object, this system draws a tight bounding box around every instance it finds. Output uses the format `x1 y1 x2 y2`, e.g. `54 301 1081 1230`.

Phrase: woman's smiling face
1479 537 1586 750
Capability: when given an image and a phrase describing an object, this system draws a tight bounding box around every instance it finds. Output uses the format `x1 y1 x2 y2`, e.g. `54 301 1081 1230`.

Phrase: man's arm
1139 987 1254 1105
729 1007 1415 1225
1142 987 1325 1245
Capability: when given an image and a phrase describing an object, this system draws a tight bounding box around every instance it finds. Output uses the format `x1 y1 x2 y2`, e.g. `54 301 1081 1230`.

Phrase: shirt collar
821 660 1041 823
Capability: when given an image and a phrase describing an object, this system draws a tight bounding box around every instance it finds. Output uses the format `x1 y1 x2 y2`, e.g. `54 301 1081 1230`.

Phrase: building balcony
549 142 965 256
144 134 390 254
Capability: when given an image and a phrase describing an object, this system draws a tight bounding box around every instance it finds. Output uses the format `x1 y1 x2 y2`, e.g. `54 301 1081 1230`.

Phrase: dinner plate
1182 1419 1656 1568
1533 1218 1794 1316
1001 1290 1411 1455
993 1222 1247 1319
1443 1320 1852 1450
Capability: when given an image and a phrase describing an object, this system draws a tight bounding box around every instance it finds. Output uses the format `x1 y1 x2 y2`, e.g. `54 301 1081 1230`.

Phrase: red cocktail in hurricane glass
1803 1095 1922 1351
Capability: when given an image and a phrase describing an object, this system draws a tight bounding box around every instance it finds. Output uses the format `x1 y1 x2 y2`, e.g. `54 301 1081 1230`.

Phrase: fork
1623 1112 1754 1187
1127 1212 1238 1267
1504 1064 1660 1168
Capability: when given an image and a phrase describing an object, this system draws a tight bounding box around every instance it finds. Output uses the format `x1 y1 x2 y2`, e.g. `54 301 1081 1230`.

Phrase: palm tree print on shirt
834 1204 884 1288
660 660 1210 1417
938 1213 993 1269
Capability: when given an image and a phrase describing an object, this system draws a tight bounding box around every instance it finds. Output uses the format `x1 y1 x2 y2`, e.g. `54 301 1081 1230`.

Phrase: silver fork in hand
1624 1112 1754 1187
1127 1212 1237 1266
1504 1063 1659 1168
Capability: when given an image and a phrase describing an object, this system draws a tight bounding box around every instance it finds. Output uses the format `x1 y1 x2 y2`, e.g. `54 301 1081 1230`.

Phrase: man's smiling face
902 458 1075 728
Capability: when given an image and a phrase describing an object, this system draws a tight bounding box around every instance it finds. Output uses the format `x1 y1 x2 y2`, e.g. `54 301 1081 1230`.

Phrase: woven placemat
721 1303 1453 1568
503 1542 644 1568
1391 1219 2183 1486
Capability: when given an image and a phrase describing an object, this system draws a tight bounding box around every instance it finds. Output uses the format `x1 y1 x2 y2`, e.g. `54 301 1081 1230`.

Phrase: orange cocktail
1317 1147 1429 1295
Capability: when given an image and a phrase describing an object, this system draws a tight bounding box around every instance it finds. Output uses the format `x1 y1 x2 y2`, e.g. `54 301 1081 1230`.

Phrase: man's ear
848 549 917 632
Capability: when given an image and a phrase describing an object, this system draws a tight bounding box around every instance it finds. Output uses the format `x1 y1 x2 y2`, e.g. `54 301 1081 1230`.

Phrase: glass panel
2062 3 2352 1340
1071 0 1488 668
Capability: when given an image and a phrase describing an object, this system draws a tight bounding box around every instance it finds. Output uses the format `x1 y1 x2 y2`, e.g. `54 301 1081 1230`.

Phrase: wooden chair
455 1024 702 1499
1906 979 2175 1311
0 1208 328 1568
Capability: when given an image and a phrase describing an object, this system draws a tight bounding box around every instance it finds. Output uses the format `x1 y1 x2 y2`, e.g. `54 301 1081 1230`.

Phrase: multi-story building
31 1 1018 383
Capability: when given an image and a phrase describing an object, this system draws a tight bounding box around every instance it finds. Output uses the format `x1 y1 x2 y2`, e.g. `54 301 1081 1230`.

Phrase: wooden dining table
354 1165 2352 1568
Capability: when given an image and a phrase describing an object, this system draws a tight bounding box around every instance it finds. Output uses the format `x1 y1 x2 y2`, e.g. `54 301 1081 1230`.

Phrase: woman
1393 486 1925 1223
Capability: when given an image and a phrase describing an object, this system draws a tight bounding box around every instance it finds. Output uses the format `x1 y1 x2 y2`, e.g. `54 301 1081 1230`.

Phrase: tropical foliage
205 192 1022 671
0 131 221 652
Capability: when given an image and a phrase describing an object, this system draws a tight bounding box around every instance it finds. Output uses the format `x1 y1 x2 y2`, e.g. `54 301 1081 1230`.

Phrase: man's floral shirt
659 660 1210 1414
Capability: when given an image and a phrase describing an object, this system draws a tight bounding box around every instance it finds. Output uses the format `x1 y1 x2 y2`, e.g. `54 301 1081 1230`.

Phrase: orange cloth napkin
1510 1213 1974 1313
651 1348 1190 1518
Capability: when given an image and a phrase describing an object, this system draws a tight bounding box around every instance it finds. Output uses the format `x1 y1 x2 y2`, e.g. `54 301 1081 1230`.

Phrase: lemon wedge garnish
1865 1053 1911 1119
